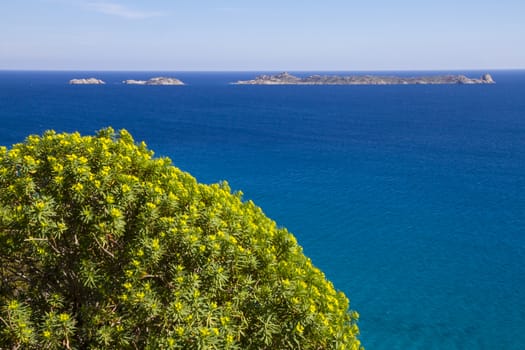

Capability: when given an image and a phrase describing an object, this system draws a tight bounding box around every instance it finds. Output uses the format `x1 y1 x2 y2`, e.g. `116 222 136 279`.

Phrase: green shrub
0 128 362 349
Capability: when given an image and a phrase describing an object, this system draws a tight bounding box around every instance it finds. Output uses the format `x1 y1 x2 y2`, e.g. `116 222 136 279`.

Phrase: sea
1 70 524 349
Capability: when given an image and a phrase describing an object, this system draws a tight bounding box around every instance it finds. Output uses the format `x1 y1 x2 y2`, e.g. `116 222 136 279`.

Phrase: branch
91 233 115 258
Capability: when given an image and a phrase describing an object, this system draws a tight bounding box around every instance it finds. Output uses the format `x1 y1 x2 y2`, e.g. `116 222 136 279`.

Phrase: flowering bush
0 128 362 349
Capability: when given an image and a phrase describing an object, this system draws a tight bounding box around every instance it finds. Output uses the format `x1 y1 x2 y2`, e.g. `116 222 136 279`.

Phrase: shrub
0 128 362 349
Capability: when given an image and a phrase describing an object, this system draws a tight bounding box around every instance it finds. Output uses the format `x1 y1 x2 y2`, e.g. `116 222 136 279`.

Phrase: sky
1 0 524 71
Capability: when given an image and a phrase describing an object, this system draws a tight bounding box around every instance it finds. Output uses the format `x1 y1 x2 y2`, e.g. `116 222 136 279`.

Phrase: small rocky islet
234 72 495 85
122 77 184 85
69 78 106 85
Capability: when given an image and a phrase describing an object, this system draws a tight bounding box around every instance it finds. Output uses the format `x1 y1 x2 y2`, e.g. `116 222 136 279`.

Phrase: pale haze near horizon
1 0 524 71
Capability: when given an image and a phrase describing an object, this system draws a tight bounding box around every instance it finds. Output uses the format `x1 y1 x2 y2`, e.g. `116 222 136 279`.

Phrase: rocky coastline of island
234 72 495 85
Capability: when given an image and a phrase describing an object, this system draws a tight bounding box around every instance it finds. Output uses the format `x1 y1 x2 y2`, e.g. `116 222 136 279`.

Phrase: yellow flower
320 314 329 327
175 326 184 337
7 300 19 310
295 323 304 333
27 135 40 144
101 165 111 176
7 148 20 158
71 132 81 142
220 316 230 326
34 201 45 211
66 154 77 161
174 301 183 312
23 155 36 166
72 183 83 192
59 313 70 322
43 330 51 338
110 208 122 218
151 239 160 250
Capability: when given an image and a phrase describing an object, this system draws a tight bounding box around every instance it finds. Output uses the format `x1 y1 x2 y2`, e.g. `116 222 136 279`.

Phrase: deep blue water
1 70 524 349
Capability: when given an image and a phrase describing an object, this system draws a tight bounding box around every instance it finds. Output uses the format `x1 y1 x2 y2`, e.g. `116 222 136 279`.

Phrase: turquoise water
1 71 524 349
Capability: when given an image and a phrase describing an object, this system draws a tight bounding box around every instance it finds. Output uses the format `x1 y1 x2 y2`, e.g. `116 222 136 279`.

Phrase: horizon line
1 68 524 73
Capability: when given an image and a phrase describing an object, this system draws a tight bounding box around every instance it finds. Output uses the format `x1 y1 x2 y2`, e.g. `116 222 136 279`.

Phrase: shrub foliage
0 128 362 349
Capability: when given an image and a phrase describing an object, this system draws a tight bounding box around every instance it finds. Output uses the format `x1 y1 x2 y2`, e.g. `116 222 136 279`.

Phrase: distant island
234 72 495 85
122 77 185 85
68 77 185 85
69 78 106 85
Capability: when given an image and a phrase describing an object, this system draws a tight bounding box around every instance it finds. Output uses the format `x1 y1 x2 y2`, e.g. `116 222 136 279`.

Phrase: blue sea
1 70 524 349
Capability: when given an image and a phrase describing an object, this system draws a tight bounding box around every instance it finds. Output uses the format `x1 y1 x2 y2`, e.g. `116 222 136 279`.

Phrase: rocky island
234 72 495 85
122 77 185 85
69 78 106 85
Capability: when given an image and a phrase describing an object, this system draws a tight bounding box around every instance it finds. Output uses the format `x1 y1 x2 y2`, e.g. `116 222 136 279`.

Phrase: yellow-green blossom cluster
0 128 362 349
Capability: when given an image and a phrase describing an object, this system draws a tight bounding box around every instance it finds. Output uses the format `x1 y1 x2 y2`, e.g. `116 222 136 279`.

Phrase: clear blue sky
1 0 524 71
